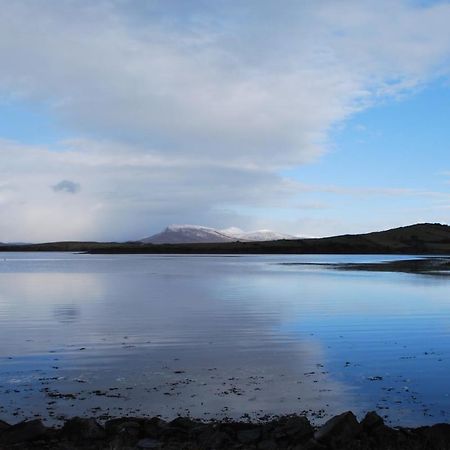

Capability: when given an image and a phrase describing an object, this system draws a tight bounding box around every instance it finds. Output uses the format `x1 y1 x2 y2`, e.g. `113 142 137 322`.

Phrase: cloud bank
1 0 450 240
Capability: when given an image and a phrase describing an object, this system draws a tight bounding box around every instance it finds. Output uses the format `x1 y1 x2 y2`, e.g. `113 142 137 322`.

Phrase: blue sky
281 80 450 235
300 81 450 189
0 100 66 147
0 0 449 241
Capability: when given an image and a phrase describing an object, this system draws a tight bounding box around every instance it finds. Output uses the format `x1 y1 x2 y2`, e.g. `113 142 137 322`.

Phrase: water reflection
0 253 449 426
53 305 80 324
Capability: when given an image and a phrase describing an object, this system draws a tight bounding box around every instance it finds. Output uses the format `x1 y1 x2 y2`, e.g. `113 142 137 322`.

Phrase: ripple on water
0 252 449 426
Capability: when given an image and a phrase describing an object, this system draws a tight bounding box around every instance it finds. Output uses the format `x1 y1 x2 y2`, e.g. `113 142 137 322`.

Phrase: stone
1 412 449 449
314 411 361 448
237 427 261 444
169 416 199 430
142 417 168 438
105 417 143 437
412 424 450 450
258 439 278 450
160 425 190 442
0 420 11 434
361 411 384 432
303 438 328 449
190 424 211 436
137 437 162 448
273 416 314 442
0 419 48 444
197 429 232 448
61 417 106 441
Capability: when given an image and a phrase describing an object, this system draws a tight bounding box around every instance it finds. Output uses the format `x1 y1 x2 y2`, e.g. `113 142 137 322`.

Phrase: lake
0 252 449 427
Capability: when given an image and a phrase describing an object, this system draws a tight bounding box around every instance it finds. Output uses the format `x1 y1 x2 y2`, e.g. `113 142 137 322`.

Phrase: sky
0 0 450 242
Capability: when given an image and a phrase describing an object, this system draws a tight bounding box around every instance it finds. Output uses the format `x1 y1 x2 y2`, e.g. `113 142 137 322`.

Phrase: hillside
306 223 450 254
140 225 296 244
0 223 449 255
141 225 235 244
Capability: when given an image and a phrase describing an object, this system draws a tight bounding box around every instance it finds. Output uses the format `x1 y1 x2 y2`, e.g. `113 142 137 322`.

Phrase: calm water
0 253 449 426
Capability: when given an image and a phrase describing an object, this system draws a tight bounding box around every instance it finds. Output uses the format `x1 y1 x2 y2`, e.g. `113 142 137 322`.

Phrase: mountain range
140 225 297 244
1 223 449 255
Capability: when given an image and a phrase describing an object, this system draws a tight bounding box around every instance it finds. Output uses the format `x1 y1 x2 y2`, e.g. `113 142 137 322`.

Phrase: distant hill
141 225 235 244
1 223 449 255
91 223 450 254
311 223 450 254
140 224 296 244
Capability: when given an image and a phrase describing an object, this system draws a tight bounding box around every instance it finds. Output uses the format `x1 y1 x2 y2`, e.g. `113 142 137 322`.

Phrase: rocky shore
1 411 450 449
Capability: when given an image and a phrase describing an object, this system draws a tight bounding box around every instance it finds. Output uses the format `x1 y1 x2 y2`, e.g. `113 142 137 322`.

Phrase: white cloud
0 139 302 241
0 0 450 239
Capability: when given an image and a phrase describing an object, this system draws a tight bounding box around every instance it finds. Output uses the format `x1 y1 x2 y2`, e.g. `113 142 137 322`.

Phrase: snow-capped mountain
221 227 296 242
140 225 235 244
140 225 297 244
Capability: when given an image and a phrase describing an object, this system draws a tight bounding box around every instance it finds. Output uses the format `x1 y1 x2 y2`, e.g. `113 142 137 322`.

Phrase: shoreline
1 411 450 449
279 257 450 275
1 223 450 255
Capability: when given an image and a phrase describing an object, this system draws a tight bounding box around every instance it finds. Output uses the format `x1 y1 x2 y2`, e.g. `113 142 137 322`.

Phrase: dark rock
0 419 48 444
190 423 211 436
0 420 10 434
137 437 162 449
258 439 278 450
303 438 328 449
169 416 199 430
142 417 168 438
273 415 314 442
414 424 450 450
105 417 143 437
314 411 361 448
361 411 384 432
162 417 202 442
366 424 412 449
197 428 232 448
61 417 106 441
0 412 449 449
237 427 261 444
160 425 189 441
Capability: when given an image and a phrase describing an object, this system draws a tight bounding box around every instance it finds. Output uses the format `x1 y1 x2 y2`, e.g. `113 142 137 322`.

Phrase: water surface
0 253 449 426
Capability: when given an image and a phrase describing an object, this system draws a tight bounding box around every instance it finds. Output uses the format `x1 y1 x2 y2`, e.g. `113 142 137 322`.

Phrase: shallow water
0 253 449 426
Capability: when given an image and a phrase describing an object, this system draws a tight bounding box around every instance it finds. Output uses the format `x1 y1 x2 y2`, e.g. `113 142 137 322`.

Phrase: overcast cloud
1 0 450 241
